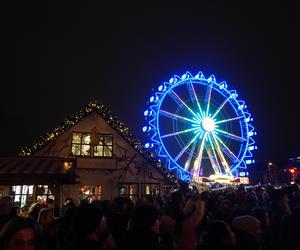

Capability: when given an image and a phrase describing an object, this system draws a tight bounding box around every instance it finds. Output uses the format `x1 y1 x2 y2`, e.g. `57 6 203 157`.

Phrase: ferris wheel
143 71 256 182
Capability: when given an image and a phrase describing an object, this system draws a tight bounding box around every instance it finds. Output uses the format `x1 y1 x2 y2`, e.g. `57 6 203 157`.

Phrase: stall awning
0 156 77 185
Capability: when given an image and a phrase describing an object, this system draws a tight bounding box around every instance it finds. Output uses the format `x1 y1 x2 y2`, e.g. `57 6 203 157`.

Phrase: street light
288 168 296 183
267 162 273 184
289 169 295 174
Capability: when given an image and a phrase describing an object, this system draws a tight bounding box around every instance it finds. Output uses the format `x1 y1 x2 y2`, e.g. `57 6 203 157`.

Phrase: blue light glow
143 71 256 182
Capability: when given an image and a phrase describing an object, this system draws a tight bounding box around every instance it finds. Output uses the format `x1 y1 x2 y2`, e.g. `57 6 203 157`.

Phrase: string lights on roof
19 100 179 186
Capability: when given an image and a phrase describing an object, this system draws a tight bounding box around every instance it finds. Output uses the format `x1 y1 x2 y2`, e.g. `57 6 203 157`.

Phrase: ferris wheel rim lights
143 71 256 182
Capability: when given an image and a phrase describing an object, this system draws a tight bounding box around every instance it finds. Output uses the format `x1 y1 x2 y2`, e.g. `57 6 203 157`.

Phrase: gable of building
19 100 178 186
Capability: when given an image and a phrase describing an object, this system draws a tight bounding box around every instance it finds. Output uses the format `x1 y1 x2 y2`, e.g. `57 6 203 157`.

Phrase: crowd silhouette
0 182 299 250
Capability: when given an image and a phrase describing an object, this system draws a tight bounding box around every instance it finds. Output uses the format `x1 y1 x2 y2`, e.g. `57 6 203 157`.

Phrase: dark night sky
1 3 299 165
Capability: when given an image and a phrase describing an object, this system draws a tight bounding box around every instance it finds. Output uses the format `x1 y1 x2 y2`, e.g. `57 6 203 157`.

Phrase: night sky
1 3 299 166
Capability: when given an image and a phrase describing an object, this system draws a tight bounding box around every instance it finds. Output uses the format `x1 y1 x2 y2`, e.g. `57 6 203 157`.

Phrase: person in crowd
232 215 262 250
255 186 268 207
243 188 258 212
27 203 46 250
55 206 78 248
37 208 56 250
250 207 272 250
160 188 205 250
280 204 300 250
214 197 234 225
160 190 186 250
107 197 132 249
45 199 54 210
19 205 30 218
0 216 45 250
268 188 291 249
0 197 17 232
101 200 112 219
59 203 114 250
28 203 43 222
45 199 59 218
121 205 164 250
201 220 236 250
235 184 246 206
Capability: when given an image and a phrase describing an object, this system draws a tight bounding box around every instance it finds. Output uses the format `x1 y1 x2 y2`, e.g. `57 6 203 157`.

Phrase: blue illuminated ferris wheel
143 71 256 183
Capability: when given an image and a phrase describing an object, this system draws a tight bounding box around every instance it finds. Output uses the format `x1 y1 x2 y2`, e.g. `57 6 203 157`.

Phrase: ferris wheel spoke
169 89 199 120
211 133 232 175
212 97 230 119
174 130 202 161
192 132 207 178
214 133 239 162
205 83 213 116
215 128 247 142
215 116 244 125
184 137 198 171
207 133 222 174
205 136 221 175
187 81 204 119
161 127 200 139
159 110 199 124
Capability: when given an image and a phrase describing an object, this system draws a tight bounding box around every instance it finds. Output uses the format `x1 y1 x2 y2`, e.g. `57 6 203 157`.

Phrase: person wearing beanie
61 203 114 250
121 205 165 250
232 215 262 250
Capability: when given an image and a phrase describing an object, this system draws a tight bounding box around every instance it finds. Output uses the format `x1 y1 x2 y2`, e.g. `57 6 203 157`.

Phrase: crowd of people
0 182 299 250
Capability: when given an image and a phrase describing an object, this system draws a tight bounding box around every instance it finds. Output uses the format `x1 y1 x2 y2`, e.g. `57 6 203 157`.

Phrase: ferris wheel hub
201 117 216 132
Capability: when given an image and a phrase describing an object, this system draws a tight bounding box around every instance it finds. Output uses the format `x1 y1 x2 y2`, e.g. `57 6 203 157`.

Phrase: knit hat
232 215 260 238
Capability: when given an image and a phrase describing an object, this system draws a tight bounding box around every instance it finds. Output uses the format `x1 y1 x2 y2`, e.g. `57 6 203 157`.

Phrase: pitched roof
19 100 179 186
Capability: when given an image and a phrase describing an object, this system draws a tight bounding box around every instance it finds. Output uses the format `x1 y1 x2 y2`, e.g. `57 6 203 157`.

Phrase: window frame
10 185 34 208
71 132 114 158
118 182 139 202
79 185 102 203
35 185 55 205
10 185 55 208
141 183 160 196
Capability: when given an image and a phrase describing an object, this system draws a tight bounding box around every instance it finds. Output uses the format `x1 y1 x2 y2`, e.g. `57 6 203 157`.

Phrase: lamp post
267 162 272 184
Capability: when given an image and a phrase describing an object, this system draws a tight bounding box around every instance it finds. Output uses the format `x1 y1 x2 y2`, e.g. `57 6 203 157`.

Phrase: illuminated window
79 185 102 202
71 132 113 157
36 185 54 205
119 183 138 202
141 183 160 196
10 185 34 208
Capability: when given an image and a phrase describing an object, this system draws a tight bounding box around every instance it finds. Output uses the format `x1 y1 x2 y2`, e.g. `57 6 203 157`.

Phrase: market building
0 101 178 210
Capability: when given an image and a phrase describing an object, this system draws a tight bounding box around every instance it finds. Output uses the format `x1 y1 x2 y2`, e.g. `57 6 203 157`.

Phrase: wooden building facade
0 101 178 209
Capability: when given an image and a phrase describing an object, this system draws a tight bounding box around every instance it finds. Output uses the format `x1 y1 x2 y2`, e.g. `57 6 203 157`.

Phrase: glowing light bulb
201 117 216 132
